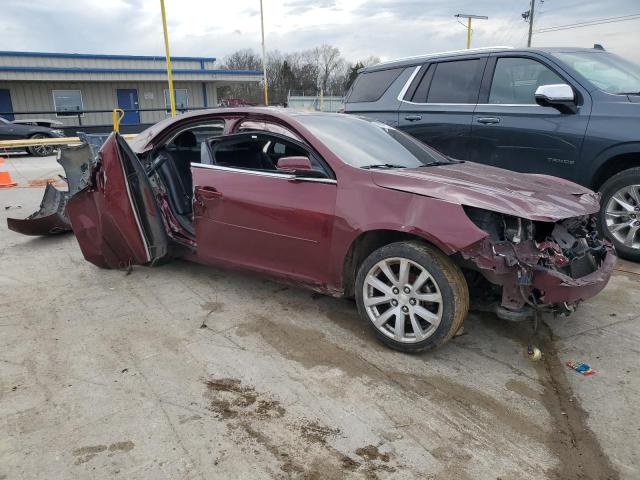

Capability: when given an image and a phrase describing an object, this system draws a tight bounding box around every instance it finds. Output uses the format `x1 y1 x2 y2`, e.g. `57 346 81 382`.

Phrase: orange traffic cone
0 169 17 188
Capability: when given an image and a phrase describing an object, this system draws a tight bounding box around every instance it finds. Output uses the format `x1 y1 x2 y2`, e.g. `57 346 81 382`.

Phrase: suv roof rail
370 46 514 69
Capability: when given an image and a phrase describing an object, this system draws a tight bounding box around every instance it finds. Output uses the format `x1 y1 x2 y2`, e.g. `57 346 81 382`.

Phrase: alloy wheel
362 257 443 343
605 184 640 249
30 134 54 156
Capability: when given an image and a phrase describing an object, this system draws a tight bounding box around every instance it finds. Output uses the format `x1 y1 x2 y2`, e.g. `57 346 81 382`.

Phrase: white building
0 50 262 130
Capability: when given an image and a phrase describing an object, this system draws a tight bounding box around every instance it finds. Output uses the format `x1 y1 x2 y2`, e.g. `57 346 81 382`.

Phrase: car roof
129 107 347 153
361 46 605 72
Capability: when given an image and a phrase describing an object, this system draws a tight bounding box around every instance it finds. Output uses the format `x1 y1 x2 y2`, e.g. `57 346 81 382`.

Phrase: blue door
0 89 14 121
116 89 140 125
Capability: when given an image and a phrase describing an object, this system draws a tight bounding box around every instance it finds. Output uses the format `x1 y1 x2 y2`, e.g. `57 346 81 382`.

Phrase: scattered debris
120 368 128 374
527 344 542 361
566 360 596 376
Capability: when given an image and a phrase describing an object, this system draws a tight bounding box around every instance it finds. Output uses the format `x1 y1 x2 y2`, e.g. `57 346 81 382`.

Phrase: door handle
404 115 422 122
197 186 223 200
476 117 501 125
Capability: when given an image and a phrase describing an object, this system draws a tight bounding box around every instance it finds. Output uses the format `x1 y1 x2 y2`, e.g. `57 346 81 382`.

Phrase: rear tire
355 241 468 353
27 133 55 157
599 167 640 262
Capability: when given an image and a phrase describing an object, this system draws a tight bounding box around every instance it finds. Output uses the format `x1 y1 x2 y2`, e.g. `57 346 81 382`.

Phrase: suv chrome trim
373 46 513 69
190 162 337 183
397 66 422 102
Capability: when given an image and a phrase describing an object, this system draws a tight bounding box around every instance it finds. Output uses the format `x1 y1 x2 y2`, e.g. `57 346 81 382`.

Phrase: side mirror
276 156 327 179
534 84 577 114
277 156 313 171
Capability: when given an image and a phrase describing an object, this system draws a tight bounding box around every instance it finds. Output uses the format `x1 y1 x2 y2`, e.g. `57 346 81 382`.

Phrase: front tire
355 241 468 353
599 167 640 262
27 134 55 157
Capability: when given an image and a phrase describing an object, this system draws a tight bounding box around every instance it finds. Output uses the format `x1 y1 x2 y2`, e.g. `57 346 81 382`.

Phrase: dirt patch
27 178 65 188
355 445 397 479
203 377 400 478
108 441 134 453
355 445 390 463
201 301 224 313
205 378 283 419
72 441 134 465
299 421 340 445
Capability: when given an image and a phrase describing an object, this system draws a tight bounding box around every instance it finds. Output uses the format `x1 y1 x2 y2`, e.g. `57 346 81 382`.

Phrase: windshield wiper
361 164 407 170
418 158 463 167
617 91 640 95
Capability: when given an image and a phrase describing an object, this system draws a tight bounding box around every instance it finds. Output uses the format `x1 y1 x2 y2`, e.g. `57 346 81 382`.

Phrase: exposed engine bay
458 207 615 321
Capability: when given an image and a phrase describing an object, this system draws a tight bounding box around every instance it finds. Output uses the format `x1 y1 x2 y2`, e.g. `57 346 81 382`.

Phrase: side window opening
210 134 328 177
489 57 565 105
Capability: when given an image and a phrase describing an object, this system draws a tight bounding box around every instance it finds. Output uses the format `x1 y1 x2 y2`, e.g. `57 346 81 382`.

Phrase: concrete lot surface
1 154 639 479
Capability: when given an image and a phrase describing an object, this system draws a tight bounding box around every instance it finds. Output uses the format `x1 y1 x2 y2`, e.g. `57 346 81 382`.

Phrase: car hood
371 162 600 222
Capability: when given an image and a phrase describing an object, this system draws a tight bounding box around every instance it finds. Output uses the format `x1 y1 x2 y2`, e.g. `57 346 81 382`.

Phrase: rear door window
423 59 484 104
347 68 403 103
489 57 565 104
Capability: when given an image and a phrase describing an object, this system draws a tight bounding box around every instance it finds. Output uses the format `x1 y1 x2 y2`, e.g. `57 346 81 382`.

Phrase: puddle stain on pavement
233 310 619 480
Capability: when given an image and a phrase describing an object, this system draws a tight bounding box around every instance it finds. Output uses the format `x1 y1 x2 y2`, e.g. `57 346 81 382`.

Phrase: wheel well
341 230 434 298
592 152 640 191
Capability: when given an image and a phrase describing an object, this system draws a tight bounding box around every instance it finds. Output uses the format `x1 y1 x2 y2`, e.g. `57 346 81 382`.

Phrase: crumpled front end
459 207 616 320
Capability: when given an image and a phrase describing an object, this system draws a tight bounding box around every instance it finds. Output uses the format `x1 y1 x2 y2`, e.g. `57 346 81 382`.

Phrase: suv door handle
476 117 500 125
404 115 422 122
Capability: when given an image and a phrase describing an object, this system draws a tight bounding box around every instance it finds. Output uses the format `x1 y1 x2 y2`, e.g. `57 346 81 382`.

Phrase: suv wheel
27 134 55 157
355 241 468 353
599 167 640 262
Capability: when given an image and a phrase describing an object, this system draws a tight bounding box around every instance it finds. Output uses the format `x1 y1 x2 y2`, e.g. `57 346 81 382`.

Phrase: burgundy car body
8 108 615 317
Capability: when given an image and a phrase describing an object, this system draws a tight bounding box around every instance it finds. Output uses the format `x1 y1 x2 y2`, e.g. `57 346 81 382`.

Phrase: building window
52 90 84 116
164 89 188 112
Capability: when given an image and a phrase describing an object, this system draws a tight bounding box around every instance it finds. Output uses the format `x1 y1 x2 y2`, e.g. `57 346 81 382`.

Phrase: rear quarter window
347 68 403 103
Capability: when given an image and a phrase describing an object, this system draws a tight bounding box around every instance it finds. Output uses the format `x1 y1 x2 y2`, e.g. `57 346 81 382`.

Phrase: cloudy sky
1 0 639 63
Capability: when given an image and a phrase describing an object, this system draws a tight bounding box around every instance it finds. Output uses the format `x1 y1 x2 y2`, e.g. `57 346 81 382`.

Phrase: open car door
65 133 169 269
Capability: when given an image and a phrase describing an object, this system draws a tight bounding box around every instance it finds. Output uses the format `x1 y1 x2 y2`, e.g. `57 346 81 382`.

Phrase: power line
534 13 640 33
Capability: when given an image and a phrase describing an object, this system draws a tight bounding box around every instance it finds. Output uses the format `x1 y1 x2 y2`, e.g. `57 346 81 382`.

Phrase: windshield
553 51 640 95
295 114 451 168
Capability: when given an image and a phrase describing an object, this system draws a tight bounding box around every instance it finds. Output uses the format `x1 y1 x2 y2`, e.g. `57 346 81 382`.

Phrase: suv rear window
347 68 403 103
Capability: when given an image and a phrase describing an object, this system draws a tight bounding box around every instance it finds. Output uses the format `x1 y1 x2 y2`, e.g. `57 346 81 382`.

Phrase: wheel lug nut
391 299 398 306
403 286 411 294
392 288 399 295
409 298 416 305
635 221 640 226
401 306 409 313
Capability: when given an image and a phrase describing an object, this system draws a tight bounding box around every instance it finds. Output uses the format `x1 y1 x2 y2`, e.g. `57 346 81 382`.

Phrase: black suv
344 47 640 261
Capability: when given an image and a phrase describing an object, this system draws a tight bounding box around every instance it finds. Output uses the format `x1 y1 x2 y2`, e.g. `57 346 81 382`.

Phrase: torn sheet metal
7 183 70 235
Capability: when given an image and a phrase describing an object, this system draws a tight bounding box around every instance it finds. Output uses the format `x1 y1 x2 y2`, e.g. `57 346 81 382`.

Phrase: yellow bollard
112 109 125 133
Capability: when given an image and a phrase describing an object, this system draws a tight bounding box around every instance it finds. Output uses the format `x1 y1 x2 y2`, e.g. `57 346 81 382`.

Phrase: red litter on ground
566 360 596 376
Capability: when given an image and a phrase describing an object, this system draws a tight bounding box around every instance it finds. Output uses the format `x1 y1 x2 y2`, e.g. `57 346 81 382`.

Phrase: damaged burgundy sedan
8 108 615 352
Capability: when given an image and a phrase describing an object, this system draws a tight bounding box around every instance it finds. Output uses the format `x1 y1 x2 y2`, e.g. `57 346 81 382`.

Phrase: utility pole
159 0 176 116
454 14 488 49
523 0 536 47
259 0 269 106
